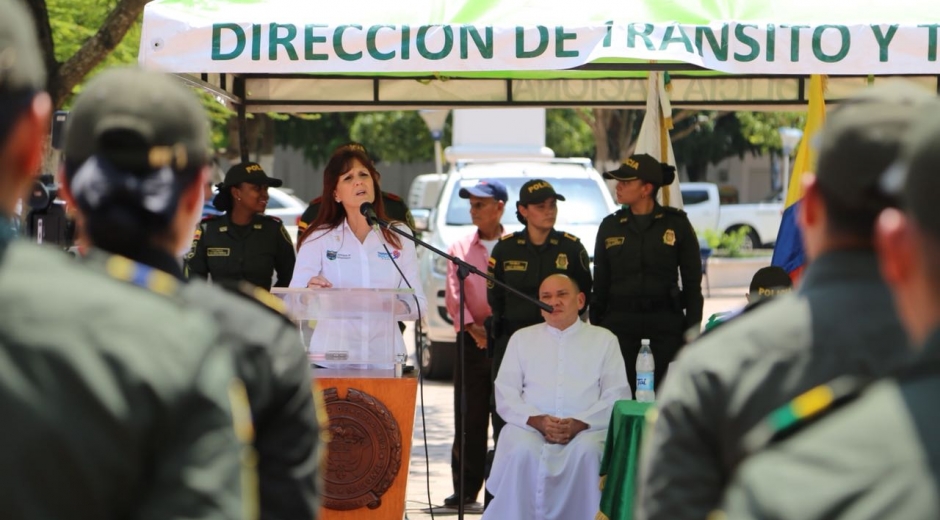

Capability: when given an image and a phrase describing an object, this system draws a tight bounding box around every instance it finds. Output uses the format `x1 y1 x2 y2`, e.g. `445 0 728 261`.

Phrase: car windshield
445 177 610 226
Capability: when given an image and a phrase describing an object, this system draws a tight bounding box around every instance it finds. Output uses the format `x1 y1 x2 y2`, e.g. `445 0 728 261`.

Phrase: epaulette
219 280 293 324
741 375 869 456
384 192 403 202
201 214 219 222
500 232 516 241
562 232 581 242
662 206 687 215
104 255 179 298
260 214 282 223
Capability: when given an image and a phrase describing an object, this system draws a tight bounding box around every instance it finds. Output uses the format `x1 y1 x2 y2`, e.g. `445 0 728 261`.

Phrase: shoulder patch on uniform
384 192 403 202
500 232 515 241
104 255 179 297
563 232 580 242
741 375 868 456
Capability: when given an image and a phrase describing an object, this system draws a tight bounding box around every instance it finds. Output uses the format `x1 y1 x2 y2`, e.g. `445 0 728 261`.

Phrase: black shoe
443 493 477 507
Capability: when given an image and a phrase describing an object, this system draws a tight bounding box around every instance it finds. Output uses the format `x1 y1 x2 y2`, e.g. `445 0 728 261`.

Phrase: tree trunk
26 0 153 109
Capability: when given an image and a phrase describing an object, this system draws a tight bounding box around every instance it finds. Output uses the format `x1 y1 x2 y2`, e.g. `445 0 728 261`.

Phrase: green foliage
701 226 751 258
273 112 358 165
47 0 141 72
672 112 758 181
350 111 440 163
735 112 807 153
546 109 594 158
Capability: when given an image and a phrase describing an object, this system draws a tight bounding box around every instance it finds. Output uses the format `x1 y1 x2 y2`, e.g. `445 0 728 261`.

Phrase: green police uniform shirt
186 212 296 290
0 240 247 520
636 251 916 520
591 204 703 330
297 191 414 241
487 228 592 328
718 333 940 519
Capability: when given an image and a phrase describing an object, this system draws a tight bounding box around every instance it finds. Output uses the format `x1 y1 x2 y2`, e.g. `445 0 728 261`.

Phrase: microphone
359 201 382 234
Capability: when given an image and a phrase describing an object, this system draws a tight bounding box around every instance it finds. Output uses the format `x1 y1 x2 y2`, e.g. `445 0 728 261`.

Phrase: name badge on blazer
207 248 230 257
504 260 528 272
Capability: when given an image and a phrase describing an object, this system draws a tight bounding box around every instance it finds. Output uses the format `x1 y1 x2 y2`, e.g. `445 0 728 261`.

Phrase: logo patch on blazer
605 237 625 248
663 229 676 246
504 260 528 272
207 248 230 257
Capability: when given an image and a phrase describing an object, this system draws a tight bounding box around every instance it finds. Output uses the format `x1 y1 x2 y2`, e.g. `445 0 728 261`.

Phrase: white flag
634 72 682 210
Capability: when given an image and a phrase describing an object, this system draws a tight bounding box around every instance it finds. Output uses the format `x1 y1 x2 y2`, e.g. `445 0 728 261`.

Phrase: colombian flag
771 75 827 284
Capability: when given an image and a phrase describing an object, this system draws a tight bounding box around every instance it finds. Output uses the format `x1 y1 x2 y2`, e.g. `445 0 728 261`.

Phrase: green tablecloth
597 400 654 520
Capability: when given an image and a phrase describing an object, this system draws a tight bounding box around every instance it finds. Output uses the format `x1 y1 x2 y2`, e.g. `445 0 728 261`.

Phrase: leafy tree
736 111 807 153
545 109 594 158
26 0 148 109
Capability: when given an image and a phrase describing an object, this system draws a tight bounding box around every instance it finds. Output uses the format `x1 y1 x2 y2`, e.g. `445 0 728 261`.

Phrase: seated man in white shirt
484 274 631 520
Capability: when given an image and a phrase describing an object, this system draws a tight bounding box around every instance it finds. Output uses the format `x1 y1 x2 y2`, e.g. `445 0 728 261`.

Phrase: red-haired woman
290 147 426 365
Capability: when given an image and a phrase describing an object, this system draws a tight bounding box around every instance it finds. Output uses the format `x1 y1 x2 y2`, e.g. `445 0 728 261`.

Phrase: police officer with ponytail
60 67 324 520
591 154 703 394
186 161 296 290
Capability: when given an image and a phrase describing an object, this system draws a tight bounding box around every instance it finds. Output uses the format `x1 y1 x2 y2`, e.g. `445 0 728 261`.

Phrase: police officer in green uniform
297 143 415 241
592 154 703 393
717 98 940 520
487 179 592 442
186 161 296 290
60 67 326 520
636 81 932 520
0 4 247 518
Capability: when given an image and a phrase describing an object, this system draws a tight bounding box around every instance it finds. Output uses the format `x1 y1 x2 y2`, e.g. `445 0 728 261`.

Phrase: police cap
603 154 676 187
222 161 283 188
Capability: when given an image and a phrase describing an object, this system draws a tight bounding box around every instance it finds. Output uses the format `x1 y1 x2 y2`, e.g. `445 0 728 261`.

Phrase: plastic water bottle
636 339 656 402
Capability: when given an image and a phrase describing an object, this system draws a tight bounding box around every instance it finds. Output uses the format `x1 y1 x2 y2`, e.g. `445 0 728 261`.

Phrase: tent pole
237 103 249 164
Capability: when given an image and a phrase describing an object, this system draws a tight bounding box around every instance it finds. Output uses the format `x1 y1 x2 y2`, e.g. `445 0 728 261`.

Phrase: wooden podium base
313 372 417 520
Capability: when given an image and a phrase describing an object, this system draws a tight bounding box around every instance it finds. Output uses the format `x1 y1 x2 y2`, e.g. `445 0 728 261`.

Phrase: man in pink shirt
443 179 507 508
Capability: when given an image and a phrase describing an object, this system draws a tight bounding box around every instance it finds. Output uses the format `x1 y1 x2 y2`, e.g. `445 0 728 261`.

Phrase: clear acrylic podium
271 287 413 371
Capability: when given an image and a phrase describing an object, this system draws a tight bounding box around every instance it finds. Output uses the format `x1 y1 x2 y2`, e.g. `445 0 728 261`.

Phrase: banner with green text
140 0 940 75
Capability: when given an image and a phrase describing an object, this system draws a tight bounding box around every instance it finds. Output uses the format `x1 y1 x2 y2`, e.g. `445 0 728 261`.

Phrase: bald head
539 274 584 330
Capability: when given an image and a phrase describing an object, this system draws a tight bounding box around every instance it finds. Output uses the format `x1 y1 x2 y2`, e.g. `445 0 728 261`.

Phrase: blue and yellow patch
105 255 178 297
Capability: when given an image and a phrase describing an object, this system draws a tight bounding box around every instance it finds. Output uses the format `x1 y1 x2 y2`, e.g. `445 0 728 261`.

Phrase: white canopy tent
138 0 940 158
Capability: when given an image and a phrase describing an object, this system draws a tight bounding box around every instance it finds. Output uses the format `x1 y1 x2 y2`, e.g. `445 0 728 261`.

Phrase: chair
700 247 712 297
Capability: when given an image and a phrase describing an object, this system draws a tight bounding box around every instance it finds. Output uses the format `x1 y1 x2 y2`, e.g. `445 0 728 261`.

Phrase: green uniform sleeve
590 223 610 323
273 223 296 288
137 344 249 520
185 222 210 280
677 214 704 329
254 327 323 518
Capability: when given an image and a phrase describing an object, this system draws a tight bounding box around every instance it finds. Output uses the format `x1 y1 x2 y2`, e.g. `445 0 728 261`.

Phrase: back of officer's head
0 0 50 213
813 80 934 242
61 67 210 255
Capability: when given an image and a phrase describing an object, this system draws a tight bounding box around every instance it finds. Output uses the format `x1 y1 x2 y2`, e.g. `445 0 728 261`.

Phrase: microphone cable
378 225 435 520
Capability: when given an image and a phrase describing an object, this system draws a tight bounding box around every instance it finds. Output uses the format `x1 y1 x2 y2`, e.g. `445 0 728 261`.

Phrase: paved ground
400 286 750 519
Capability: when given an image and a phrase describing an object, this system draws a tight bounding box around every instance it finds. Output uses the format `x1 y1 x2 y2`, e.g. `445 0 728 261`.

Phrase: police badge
555 253 568 269
663 229 676 246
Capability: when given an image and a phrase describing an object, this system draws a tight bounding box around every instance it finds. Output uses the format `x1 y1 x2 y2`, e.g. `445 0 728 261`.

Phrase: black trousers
489 331 513 444
451 331 492 500
599 311 686 395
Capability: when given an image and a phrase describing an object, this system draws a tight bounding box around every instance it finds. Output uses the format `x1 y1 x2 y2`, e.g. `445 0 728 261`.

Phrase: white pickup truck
680 182 783 249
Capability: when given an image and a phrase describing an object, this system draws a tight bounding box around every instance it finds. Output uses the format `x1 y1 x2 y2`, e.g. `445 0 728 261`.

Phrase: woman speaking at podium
290 144 426 367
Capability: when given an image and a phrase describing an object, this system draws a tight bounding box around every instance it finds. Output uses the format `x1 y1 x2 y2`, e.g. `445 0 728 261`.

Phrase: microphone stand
367 213 550 520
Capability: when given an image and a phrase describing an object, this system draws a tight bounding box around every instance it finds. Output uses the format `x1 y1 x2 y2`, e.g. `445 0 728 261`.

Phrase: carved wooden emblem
322 387 402 510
